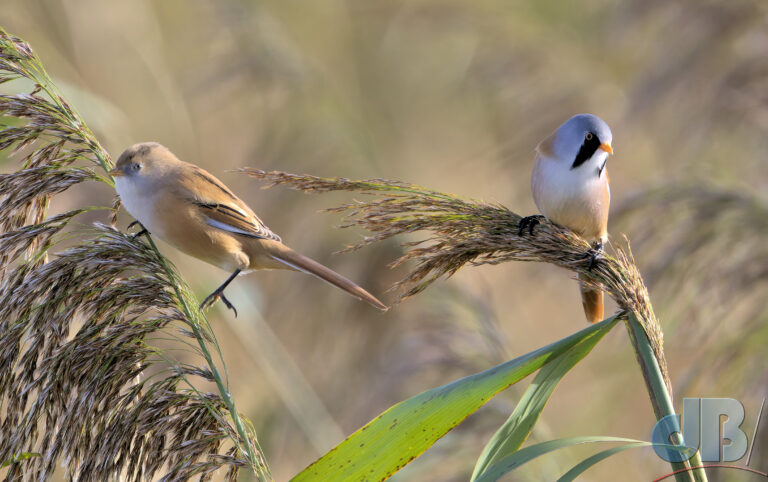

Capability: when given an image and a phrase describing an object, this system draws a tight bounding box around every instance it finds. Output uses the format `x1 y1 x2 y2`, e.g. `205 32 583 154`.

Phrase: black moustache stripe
571 133 601 169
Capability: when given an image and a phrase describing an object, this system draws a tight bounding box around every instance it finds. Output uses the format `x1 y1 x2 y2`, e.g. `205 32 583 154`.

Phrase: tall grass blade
292 316 619 481
625 313 706 482
0 27 268 480
473 436 695 482
470 315 614 480
243 170 706 480
557 443 649 481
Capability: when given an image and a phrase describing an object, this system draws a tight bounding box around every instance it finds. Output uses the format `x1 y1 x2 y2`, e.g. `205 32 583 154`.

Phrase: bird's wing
193 201 282 241
174 164 282 241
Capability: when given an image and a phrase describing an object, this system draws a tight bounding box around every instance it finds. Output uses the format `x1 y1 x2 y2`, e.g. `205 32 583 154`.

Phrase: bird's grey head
548 114 613 172
110 142 173 180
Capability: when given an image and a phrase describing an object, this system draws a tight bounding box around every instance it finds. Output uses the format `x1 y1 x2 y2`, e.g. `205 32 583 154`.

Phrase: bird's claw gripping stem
199 269 242 317
586 240 604 271
518 214 546 236
127 220 149 239
200 291 238 317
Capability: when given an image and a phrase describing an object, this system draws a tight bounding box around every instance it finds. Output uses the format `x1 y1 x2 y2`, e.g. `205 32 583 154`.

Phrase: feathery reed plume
239 169 670 391
0 28 267 480
241 169 717 479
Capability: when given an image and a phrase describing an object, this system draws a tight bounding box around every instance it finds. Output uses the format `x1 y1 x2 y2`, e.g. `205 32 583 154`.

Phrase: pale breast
160 202 251 272
531 156 609 241
115 176 249 271
114 177 167 237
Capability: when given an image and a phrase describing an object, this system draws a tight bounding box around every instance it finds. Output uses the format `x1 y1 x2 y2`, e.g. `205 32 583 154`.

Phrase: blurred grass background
2 0 766 480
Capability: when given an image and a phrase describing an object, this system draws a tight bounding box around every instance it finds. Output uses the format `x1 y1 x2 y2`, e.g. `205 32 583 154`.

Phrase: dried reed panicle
1 28 263 480
0 225 254 480
241 169 670 389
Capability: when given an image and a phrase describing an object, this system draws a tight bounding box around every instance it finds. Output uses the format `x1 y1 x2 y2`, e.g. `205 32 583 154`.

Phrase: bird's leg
517 215 546 236
200 269 242 317
127 220 150 239
586 240 604 271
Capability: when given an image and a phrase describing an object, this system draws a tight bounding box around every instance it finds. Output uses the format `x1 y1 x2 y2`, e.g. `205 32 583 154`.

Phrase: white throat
531 151 609 226
114 176 164 236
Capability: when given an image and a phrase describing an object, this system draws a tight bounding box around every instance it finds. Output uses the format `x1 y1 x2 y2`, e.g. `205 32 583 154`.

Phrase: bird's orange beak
108 167 124 177
599 142 613 155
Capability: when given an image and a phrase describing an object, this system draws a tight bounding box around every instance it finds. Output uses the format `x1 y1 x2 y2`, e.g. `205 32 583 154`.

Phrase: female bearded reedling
109 143 387 315
519 114 614 323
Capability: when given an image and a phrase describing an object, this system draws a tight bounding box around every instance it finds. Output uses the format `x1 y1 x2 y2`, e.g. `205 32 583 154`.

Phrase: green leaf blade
557 442 647 482
475 436 696 482
292 316 619 481
474 436 646 482
471 317 612 480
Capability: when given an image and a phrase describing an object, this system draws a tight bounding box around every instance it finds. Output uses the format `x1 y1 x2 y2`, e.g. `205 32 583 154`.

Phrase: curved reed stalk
239 169 709 481
240 170 668 382
0 28 268 480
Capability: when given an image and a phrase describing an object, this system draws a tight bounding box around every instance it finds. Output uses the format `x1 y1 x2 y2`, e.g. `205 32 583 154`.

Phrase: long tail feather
267 245 388 311
578 273 603 323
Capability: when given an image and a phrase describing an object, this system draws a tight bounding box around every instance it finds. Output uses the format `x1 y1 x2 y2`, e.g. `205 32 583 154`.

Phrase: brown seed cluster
241 168 670 391
1 28 261 480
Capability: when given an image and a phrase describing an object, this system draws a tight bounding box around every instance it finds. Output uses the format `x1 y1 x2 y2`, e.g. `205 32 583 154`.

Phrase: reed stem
626 313 707 482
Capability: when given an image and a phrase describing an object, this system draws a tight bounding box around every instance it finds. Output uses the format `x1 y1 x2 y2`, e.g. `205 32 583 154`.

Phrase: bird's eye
132 163 142 171
585 132 594 141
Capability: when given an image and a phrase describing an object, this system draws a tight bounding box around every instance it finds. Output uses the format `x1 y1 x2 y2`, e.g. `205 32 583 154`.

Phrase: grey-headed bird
109 142 387 315
519 114 613 323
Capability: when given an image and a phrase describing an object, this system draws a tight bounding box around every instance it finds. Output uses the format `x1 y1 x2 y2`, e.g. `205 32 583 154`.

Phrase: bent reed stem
627 313 707 482
142 233 272 480
1 26 269 479
240 169 708 480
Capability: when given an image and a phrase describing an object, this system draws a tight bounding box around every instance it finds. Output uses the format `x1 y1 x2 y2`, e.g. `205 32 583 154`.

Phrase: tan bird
109 142 387 315
519 114 613 323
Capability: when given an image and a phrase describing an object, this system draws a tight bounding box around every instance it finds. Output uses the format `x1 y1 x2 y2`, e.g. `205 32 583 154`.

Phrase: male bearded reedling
518 114 613 324
109 142 388 315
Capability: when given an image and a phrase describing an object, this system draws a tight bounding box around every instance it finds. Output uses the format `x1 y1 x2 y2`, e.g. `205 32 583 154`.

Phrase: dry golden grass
0 28 265 480
241 169 670 393
2 1 766 479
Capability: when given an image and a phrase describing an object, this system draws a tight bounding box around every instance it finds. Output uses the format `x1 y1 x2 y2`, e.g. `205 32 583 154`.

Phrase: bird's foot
586 240 604 271
200 290 238 317
128 220 150 239
518 214 546 236
200 269 242 317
